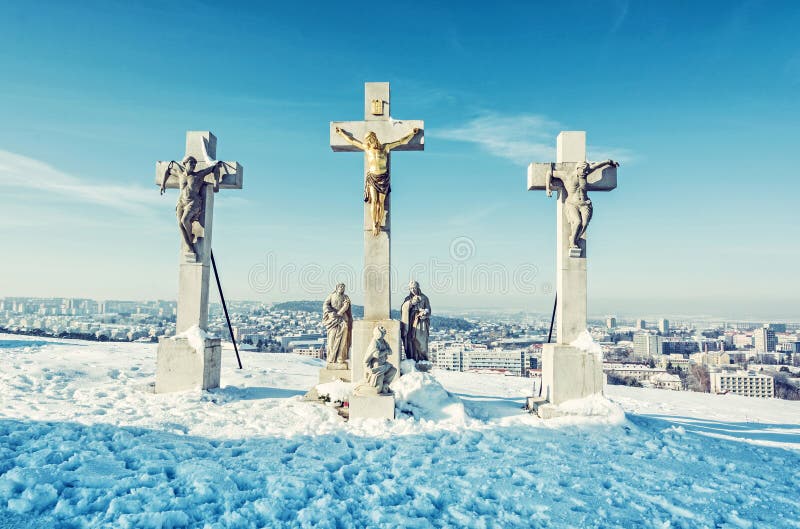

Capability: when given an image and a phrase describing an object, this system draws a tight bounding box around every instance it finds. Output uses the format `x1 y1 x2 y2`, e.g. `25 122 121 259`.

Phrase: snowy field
1 333 799 528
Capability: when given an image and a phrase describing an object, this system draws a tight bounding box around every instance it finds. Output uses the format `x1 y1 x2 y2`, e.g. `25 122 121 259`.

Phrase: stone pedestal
351 319 400 384
540 343 603 405
319 366 352 384
349 393 395 420
176 258 212 334
155 336 221 393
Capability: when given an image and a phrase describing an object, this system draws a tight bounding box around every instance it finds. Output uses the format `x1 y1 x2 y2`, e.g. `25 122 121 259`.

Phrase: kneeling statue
354 326 397 396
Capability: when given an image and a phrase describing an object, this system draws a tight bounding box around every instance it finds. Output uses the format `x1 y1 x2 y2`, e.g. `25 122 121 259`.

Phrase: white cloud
435 113 635 165
0 150 160 215
434 113 561 166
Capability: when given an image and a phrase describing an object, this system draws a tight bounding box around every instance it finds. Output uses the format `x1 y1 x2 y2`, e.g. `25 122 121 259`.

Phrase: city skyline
1 2 799 318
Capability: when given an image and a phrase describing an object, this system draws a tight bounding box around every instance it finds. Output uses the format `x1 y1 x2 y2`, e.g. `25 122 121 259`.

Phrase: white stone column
354 84 400 392
555 131 587 344
362 83 392 320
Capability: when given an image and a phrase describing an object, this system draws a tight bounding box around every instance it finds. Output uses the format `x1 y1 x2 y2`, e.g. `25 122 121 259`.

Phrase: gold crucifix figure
334 127 419 236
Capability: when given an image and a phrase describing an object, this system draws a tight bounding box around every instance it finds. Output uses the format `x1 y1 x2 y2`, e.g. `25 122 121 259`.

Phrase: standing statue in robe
545 159 618 251
160 155 224 255
334 127 420 236
400 281 431 363
322 283 353 369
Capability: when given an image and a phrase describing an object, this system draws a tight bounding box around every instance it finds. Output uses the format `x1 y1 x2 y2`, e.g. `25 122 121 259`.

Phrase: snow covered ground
1 333 799 528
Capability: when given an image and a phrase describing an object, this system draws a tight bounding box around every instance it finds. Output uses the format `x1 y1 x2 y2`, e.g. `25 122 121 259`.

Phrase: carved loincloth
364 172 390 202
176 198 202 221
176 198 205 242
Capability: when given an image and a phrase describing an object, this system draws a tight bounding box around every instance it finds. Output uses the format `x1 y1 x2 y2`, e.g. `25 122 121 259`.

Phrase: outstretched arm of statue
160 161 182 195
545 163 557 197
335 127 365 150
195 160 223 179
384 128 420 151
588 159 618 173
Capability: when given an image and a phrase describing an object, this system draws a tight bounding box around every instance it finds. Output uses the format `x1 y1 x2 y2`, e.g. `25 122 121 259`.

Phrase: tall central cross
155 131 243 334
528 131 617 344
330 82 424 320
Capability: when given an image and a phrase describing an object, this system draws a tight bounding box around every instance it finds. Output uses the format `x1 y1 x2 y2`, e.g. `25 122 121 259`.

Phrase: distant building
662 339 700 355
491 336 544 349
658 355 690 372
434 347 464 372
434 346 534 376
777 341 800 354
710 371 774 398
691 351 732 367
277 333 323 352
754 327 777 353
606 317 617 330
649 372 682 391
286 338 325 353
604 363 666 383
658 318 670 334
636 319 647 331
294 346 324 359
765 323 787 333
463 349 531 376
733 334 754 349
633 333 662 357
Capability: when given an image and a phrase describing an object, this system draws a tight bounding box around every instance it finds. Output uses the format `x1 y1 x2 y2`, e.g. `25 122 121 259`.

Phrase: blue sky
1 1 798 319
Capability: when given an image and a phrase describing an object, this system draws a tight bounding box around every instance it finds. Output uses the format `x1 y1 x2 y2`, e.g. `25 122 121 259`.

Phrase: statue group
320 280 432 392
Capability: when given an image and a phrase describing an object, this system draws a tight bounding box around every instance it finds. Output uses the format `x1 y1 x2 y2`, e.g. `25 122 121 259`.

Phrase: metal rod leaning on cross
211 250 243 369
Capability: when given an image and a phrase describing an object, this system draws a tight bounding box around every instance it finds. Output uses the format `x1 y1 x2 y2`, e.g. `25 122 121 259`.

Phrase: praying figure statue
354 326 397 396
334 126 420 236
160 156 224 255
400 280 431 363
322 283 353 369
546 159 619 251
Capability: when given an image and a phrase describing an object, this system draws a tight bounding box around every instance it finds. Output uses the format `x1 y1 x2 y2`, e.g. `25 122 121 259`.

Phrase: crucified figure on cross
160 155 223 254
334 127 419 236
546 159 619 250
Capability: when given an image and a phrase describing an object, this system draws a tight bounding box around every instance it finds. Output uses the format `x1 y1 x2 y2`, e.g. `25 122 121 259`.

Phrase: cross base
155 335 221 393
349 393 395 420
318 367 352 384
537 343 603 407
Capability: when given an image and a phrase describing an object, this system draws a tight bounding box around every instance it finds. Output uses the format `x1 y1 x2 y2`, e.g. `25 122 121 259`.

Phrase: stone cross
527 132 618 413
329 83 424 390
527 131 617 344
330 82 424 321
155 131 243 334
